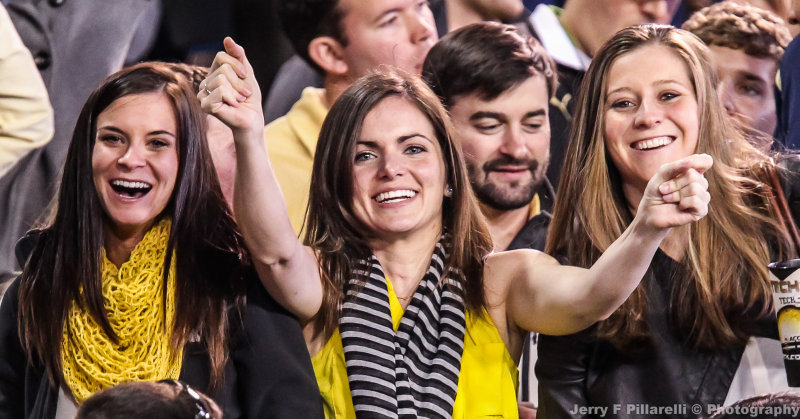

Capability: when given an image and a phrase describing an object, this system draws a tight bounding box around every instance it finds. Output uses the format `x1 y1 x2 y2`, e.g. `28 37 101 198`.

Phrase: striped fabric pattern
340 238 466 418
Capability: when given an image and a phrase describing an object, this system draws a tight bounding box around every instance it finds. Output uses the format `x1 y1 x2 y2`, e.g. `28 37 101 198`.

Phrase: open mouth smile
374 189 417 204
631 136 675 150
110 179 152 198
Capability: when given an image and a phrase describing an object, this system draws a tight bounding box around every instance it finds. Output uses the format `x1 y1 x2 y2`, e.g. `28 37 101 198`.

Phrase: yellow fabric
528 194 541 219
312 278 519 418
263 87 328 235
61 219 182 403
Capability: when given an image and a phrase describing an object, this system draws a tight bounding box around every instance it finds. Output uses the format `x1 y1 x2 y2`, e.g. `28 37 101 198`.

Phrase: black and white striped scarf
339 237 466 418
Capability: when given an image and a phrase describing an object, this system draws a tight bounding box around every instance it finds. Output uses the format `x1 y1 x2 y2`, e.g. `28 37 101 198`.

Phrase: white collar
528 4 591 72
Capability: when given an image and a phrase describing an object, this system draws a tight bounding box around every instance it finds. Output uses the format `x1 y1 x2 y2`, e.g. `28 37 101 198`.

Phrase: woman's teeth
111 180 151 189
634 136 674 150
376 190 416 203
110 180 152 197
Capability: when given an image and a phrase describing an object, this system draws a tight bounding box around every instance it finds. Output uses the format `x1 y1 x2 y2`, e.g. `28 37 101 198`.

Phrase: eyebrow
737 72 768 84
372 7 402 24
523 109 546 119
97 126 176 138
469 111 504 121
357 133 433 148
607 79 688 96
469 109 545 121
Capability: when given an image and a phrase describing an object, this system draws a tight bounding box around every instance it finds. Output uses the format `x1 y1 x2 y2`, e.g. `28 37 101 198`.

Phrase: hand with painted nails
198 37 263 137
637 153 713 230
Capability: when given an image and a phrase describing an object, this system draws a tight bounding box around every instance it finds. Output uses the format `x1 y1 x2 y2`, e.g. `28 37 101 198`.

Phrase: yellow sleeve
0 4 54 176
263 117 315 236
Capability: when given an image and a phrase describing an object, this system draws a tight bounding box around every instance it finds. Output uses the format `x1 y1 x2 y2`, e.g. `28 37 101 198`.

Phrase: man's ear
308 36 349 76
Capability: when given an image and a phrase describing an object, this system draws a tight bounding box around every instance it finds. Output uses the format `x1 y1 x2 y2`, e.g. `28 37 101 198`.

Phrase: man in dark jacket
421 21 558 417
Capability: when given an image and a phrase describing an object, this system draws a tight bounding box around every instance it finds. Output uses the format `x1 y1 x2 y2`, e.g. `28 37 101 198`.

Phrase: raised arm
496 154 713 336
199 38 322 323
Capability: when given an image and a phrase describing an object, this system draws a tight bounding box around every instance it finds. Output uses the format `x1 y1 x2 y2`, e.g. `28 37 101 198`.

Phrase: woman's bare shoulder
484 248 560 271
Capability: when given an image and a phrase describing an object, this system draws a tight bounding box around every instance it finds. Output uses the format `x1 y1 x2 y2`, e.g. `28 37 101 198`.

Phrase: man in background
684 1 791 142
266 0 437 234
774 0 800 149
263 0 529 124
422 21 557 415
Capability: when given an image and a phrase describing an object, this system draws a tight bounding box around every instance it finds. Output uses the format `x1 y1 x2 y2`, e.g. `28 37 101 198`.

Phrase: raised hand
198 37 263 137
638 153 713 230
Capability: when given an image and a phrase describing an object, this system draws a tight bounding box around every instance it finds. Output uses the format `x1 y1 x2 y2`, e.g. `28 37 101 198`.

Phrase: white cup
769 259 800 387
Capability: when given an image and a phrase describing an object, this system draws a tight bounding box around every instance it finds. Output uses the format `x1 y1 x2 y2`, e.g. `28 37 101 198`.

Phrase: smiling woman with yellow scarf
0 63 323 419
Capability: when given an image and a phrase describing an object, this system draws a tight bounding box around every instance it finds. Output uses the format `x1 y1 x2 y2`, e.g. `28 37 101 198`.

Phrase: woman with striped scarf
201 37 712 418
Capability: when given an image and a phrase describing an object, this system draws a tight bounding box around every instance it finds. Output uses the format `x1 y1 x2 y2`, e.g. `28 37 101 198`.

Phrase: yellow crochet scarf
61 218 183 403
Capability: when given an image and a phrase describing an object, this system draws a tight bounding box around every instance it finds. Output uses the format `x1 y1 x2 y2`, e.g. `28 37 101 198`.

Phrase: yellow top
312 278 519 418
263 87 328 236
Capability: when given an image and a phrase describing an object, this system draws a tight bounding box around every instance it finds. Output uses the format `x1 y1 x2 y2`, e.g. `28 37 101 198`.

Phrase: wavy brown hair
682 1 791 62
304 69 493 340
17 62 246 394
547 25 791 351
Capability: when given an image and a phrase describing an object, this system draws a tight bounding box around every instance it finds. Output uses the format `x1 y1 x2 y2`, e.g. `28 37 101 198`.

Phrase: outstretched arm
199 38 322 323
497 154 713 336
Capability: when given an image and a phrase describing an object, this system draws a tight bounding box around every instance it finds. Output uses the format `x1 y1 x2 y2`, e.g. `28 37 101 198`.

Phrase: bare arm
497 154 713 336
199 38 322 323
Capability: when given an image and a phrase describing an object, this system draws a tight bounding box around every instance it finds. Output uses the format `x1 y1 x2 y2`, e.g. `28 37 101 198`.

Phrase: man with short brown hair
684 1 792 137
266 0 438 234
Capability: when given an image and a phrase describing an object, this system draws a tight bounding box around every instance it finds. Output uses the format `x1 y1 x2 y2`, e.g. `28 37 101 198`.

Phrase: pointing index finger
657 154 713 184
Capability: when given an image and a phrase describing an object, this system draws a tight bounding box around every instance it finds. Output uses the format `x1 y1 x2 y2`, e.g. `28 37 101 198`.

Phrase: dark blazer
542 63 583 191
0 234 324 419
526 21 584 191
775 36 800 150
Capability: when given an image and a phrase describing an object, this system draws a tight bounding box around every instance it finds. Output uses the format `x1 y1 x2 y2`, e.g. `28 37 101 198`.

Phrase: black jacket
526 20 585 191
0 233 324 419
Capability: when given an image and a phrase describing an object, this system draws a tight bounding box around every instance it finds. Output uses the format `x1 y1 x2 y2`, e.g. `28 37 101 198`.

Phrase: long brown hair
547 25 790 350
304 69 493 340
17 62 246 394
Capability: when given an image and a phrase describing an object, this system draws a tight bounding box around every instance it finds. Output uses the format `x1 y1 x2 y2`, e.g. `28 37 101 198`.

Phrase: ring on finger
205 86 212 95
